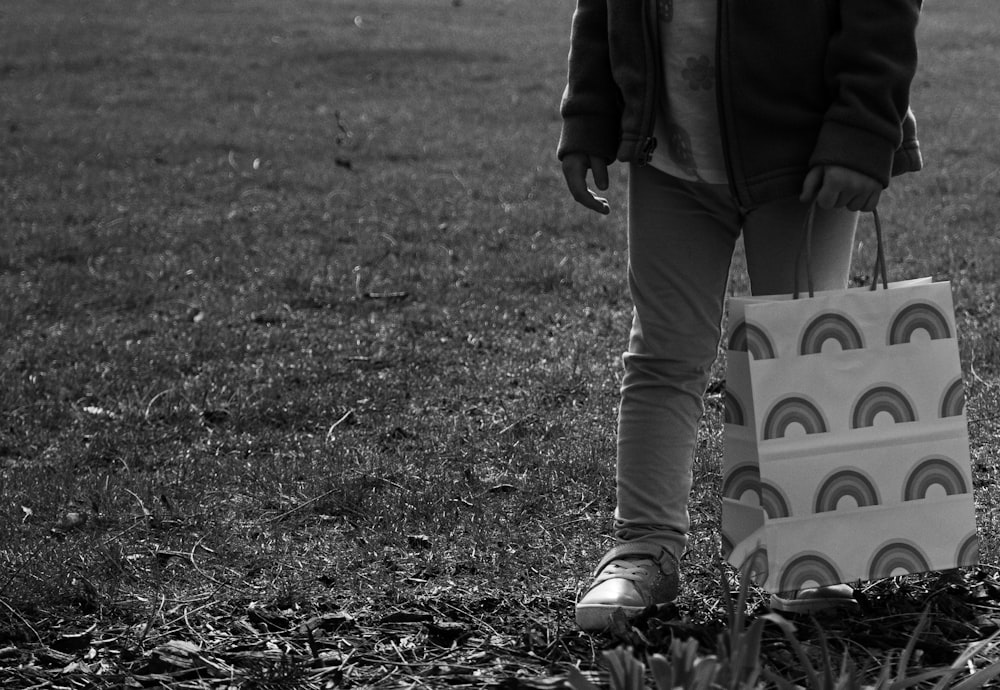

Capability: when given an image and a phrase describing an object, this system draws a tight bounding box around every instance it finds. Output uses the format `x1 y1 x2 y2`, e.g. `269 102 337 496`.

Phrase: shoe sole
769 593 859 614
574 602 683 632
575 603 644 632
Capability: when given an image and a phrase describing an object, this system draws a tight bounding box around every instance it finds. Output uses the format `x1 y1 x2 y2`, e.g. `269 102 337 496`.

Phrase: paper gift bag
720 217 979 595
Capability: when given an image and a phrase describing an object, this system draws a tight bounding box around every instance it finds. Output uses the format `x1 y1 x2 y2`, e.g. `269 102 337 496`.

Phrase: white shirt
649 0 728 184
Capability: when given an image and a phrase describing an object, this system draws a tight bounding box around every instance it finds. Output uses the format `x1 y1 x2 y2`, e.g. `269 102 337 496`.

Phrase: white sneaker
575 543 680 632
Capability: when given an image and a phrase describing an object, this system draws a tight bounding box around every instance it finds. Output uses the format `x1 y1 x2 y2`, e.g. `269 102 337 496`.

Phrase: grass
1 0 999 687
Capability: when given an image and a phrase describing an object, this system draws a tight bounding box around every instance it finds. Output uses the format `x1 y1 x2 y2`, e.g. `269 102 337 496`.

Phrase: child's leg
615 164 742 560
742 199 858 295
577 165 740 631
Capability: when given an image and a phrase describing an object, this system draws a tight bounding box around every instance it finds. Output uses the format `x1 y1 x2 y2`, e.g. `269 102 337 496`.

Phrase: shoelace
593 557 657 585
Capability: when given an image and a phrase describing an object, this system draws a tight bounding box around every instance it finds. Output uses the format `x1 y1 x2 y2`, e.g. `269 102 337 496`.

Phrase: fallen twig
325 409 354 442
265 488 340 524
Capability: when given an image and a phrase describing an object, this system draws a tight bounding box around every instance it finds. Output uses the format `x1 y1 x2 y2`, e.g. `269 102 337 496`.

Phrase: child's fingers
799 167 825 203
568 177 608 214
590 156 609 191
562 155 611 214
847 189 881 213
810 166 882 212
562 157 592 204
813 181 847 210
578 189 611 214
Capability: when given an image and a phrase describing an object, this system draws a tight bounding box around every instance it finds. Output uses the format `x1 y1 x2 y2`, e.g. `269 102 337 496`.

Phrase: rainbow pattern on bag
800 312 865 354
728 321 776 360
903 456 968 500
851 385 917 428
814 469 880 512
722 279 979 593
763 396 828 439
888 301 952 344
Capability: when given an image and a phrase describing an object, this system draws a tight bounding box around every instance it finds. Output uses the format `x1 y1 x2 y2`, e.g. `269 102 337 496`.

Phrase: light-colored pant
615 163 858 560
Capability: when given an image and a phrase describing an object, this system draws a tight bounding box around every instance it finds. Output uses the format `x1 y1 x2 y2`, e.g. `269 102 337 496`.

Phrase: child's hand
800 165 882 212
562 153 611 215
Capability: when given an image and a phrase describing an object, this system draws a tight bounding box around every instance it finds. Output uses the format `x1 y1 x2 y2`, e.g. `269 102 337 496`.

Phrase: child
558 0 923 632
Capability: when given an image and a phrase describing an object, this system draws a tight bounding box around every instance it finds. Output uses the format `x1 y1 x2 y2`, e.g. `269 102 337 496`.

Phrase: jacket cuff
557 115 619 162
809 120 898 188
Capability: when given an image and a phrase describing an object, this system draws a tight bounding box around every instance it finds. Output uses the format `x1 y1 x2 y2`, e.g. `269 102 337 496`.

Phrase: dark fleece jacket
557 0 923 209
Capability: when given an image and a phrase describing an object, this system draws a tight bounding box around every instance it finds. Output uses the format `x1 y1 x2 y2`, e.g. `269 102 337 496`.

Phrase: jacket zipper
641 136 657 164
638 0 659 165
715 0 741 205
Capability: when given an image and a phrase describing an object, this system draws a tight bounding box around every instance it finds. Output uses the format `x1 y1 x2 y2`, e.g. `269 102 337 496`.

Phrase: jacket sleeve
557 0 621 162
809 0 922 186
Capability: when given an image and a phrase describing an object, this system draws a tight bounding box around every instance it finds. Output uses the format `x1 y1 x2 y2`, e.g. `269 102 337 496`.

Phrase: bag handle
793 205 890 299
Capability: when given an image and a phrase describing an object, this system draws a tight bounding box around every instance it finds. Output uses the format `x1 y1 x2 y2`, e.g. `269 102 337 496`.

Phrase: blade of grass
566 665 602 690
950 658 1000 690
759 613 821 689
895 608 931 684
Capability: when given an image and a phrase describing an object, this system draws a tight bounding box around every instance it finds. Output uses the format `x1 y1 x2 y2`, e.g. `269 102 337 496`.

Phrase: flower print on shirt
682 55 714 90
665 121 705 183
658 0 673 22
